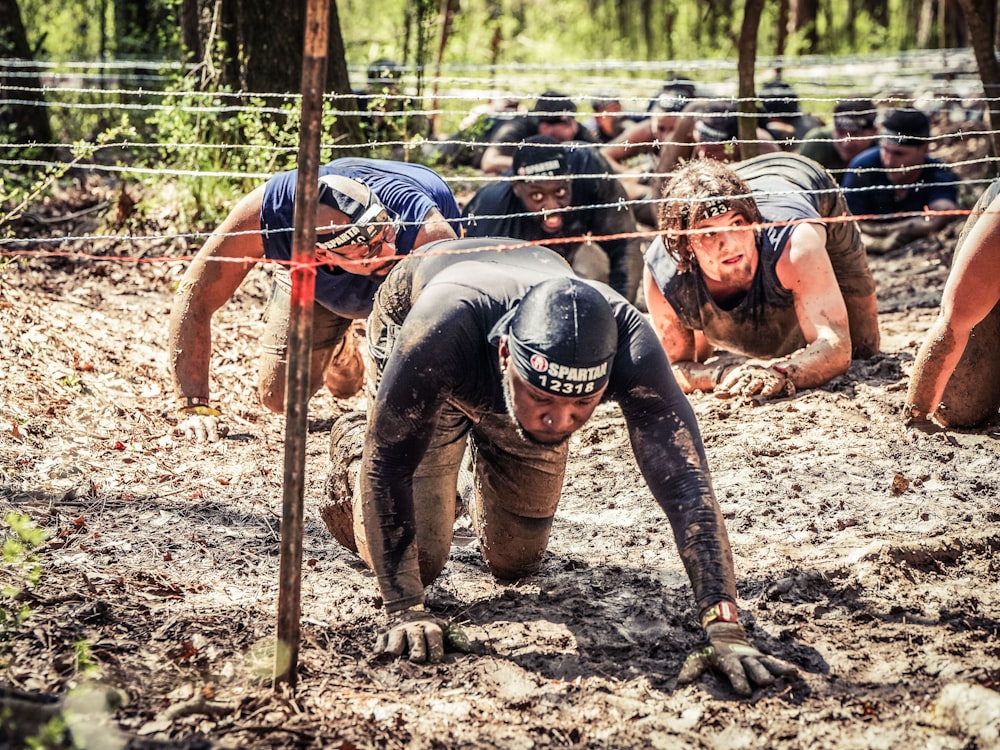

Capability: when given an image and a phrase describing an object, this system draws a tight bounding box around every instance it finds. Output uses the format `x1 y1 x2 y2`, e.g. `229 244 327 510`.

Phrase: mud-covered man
644 152 880 400
324 238 797 696
904 180 1000 429
168 158 460 442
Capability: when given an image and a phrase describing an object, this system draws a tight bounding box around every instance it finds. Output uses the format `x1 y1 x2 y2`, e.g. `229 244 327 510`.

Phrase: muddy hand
677 622 797 697
374 606 472 663
176 412 228 443
716 364 793 400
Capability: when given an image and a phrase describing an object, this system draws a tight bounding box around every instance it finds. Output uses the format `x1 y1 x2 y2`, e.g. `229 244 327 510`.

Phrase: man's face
512 179 572 234
688 209 758 291
500 355 605 445
315 207 399 277
651 112 680 144
879 141 929 185
537 117 578 143
595 102 623 137
833 126 877 163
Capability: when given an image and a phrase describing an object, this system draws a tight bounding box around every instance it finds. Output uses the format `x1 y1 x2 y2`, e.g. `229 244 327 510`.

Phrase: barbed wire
3 51 998 270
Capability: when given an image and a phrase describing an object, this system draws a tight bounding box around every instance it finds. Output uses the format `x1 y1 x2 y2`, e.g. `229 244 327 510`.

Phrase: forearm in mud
663 475 738 612
633 426 737 608
361 450 427 614
672 358 747 393
773 336 848 392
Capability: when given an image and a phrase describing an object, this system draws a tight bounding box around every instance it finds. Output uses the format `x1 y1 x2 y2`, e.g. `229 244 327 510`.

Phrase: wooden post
274 0 329 690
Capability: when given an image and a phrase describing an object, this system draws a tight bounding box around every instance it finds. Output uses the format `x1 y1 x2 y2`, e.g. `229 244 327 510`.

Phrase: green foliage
1 513 48 641
23 715 70 750
19 0 111 60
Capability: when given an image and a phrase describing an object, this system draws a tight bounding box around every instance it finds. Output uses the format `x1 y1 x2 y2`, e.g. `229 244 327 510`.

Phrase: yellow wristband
177 405 221 418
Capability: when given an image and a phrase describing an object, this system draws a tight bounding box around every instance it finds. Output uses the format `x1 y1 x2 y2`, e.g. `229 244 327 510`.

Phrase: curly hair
657 159 762 272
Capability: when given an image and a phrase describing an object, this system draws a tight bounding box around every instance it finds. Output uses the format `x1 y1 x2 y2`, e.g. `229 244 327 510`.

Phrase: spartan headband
316 175 394 253
506 330 612 397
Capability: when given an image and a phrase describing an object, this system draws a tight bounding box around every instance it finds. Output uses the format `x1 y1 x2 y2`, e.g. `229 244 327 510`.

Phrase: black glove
374 606 472 663
677 621 797 696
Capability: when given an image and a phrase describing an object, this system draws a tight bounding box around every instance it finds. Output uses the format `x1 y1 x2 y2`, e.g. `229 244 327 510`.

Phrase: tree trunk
0 0 54 159
776 0 789 57
737 0 765 160
917 0 934 48
790 0 819 53
323 0 363 150
956 0 1000 173
429 0 459 136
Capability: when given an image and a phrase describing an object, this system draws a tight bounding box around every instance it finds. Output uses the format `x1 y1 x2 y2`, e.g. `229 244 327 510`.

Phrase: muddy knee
472 508 553 580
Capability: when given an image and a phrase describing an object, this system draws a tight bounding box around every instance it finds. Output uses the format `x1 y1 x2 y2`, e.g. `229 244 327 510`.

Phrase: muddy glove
175 404 226 443
678 619 797 697
716 364 795 400
374 605 472 663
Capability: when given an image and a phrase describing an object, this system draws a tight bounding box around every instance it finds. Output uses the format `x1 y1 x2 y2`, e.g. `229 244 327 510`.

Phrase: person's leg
324 265 471 585
926 180 1000 427
258 269 355 412
466 414 568 579
324 404 469 585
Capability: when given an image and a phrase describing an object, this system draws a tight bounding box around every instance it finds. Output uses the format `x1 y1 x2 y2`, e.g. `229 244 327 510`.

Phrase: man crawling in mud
323 237 798 696
904 180 1000 429
645 153 880 400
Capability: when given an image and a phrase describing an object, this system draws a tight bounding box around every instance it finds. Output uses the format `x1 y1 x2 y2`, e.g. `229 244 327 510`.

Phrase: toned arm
906 193 1000 421
772 222 852 389
168 186 266 405
643 266 717 393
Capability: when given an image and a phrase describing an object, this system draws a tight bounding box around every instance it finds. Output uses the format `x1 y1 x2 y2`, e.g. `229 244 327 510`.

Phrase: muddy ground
2 152 1000 750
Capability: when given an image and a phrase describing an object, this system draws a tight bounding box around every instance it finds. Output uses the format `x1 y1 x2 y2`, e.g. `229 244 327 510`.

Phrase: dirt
2 155 1000 750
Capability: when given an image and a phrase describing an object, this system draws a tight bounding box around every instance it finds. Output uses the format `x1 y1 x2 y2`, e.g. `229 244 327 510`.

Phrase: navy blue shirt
260 158 460 317
842 146 958 220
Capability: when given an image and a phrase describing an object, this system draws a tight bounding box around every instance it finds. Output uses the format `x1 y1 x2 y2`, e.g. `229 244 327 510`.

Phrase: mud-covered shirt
460 148 638 300
260 158 460 318
366 239 735 613
645 157 829 358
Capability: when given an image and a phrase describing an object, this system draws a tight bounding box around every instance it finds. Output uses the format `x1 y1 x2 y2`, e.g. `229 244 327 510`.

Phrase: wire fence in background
1 49 997 264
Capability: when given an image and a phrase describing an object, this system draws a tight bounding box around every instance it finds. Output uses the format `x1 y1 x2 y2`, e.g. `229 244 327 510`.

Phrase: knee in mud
484 554 544 581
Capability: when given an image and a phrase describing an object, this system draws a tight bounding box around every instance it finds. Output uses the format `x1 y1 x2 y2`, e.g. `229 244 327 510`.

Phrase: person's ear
498 336 510 372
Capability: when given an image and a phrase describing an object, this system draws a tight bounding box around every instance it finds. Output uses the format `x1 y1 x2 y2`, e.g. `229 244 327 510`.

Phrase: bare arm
412 207 459 247
168 187 266 407
600 120 655 173
858 197 960 251
906 194 1000 422
771 222 852 389
478 146 512 175
643 266 718 393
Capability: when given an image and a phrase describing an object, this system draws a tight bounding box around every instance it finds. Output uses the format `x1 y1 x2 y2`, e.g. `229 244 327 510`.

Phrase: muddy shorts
261 267 354 361
365 267 569 578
